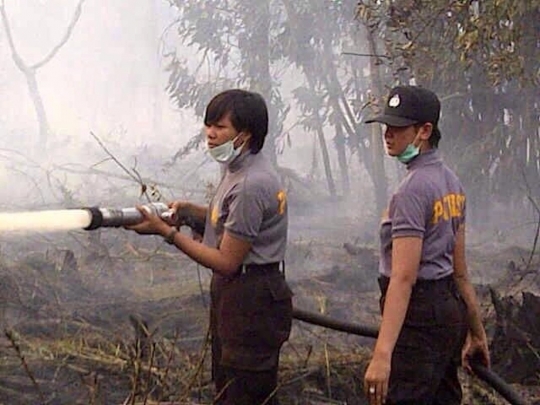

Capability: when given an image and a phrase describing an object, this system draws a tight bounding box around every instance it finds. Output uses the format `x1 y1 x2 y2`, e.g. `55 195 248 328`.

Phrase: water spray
0 202 205 234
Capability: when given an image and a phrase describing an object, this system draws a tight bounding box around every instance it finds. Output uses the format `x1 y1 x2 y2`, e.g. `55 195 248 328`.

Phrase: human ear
238 131 251 144
418 123 433 142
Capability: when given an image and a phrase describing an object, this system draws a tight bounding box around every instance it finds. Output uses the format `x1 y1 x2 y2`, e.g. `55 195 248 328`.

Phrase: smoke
0 1 202 207
0 1 535 250
1 1 189 144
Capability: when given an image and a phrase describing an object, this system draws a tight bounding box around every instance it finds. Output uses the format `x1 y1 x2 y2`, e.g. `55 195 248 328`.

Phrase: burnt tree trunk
489 287 540 385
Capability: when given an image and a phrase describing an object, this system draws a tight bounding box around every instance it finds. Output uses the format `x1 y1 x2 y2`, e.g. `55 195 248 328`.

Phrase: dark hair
430 127 441 148
204 89 268 154
414 123 441 148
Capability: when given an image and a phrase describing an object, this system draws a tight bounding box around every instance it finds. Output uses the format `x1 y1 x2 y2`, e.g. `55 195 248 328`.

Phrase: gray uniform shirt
202 151 288 264
379 150 466 280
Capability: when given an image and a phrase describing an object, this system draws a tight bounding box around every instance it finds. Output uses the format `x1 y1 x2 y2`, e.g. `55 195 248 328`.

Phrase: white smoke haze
0 2 310 205
0 1 196 208
0 0 536 252
0 0 375 239
0 3 538 404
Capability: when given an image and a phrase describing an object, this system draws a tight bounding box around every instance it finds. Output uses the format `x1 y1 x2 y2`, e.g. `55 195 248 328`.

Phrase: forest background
0 1 539 404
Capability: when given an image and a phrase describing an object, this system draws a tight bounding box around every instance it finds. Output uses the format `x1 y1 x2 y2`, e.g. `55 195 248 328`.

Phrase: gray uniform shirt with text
202 151 288 265
379 150 466 280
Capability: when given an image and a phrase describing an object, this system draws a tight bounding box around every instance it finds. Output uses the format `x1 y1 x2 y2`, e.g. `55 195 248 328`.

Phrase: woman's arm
373 236 421 358
452 224 490 370
164 228 251 276
126 205 251 277
364 236 422 404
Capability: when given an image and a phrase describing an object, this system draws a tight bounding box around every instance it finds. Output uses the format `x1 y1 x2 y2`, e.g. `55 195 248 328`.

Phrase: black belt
378 274 456 295
239 261 284 275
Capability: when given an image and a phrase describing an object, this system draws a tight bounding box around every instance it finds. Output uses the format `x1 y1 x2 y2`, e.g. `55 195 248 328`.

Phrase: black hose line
292 307 527 405
469 362 528 405
292 307 378 338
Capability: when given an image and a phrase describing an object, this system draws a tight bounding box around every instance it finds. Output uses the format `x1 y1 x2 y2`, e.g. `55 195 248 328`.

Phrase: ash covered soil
0 220 539 405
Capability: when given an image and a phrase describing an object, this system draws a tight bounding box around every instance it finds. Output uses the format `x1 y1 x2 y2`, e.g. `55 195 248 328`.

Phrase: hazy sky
0 0 198 151
0 0 363 212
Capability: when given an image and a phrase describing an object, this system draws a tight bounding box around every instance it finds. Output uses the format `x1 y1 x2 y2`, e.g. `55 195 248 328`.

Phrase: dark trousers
213 364 280 405
378 275 468 405
210 268 292 405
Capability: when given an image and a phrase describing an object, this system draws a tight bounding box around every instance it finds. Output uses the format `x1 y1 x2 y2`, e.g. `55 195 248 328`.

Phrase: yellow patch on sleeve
210 206 219 226
277 190 287 215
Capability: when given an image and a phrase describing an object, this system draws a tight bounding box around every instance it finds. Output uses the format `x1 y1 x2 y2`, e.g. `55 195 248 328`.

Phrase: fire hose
81 202 205 234
292 308 527 405
79 203 527 405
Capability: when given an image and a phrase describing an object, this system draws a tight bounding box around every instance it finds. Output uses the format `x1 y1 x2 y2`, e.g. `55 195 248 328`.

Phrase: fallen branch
292 306 527 405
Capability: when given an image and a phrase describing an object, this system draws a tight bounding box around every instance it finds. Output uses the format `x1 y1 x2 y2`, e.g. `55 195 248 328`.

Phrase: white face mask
207 135 244 164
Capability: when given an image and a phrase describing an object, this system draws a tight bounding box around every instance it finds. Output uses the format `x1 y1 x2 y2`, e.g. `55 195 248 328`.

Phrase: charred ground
0 223 539 405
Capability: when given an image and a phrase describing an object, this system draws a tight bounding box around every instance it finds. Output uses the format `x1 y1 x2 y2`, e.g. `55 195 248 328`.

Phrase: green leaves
355 0 540 213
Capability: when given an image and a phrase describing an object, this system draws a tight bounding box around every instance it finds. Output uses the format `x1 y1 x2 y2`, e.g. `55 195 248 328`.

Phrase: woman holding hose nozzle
363 86 490 405
125 89 292 405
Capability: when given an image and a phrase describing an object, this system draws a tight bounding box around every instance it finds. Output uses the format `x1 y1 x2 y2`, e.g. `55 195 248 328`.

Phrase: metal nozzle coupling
83 202 175 230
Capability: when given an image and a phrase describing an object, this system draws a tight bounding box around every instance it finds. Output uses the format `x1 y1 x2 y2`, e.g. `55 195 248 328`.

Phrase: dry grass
0 236 538 404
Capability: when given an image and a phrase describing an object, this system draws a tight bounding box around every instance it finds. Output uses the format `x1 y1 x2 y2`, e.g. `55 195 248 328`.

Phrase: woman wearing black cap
363 86 490 405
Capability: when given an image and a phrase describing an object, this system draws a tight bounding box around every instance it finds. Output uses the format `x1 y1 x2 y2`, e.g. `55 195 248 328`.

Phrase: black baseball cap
365 86 441 127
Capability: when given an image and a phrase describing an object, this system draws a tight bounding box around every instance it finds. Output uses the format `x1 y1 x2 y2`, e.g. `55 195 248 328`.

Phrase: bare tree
0 0 87 152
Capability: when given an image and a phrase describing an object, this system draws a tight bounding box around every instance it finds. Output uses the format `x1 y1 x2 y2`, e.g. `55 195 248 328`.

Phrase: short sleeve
223 179 266 242
390 190 428 238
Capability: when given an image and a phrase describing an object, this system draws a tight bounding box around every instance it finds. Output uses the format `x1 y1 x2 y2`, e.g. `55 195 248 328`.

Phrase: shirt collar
407 149 441 170
227 149 253 172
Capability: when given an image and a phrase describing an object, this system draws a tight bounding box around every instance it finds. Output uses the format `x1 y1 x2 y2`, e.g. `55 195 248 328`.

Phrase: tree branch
89 131 153 201
0 0 28 72
341 51 390 59
31 0 86 70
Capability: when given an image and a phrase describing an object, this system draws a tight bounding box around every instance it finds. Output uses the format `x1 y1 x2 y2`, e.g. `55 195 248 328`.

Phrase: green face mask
396 143 420 164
